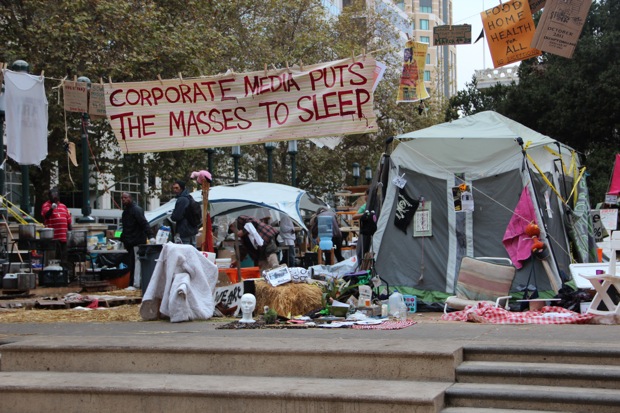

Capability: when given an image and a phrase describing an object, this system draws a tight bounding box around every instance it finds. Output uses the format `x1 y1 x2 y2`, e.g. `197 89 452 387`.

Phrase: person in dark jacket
229 215 280 271
120 192 154 286
170 180 199 247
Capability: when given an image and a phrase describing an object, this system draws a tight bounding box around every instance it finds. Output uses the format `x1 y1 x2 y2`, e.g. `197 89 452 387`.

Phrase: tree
0 0 446 215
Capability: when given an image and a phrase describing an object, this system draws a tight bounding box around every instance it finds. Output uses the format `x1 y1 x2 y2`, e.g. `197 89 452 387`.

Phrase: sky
451 0 519 91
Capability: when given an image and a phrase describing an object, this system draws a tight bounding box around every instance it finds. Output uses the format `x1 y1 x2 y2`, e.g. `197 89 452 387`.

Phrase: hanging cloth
502 186 538 269
4 70 48 166
607 154 620 196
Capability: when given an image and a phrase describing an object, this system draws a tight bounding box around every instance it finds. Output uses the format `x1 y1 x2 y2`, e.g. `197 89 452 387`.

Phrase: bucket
39 228 54 240
19 224 36 240
202 252 216 264
67 230 88 250
215 258 232 269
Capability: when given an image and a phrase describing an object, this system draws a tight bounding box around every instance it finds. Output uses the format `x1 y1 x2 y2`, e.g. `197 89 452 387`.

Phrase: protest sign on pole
396 40 430 103
481 0 541 68
103 57 377 154
63 81 88 113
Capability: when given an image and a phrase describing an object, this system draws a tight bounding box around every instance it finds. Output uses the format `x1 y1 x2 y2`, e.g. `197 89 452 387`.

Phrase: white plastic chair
581 231 620 315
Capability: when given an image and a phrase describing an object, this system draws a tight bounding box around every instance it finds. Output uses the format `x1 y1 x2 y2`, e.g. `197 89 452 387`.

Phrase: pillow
455 257 516 301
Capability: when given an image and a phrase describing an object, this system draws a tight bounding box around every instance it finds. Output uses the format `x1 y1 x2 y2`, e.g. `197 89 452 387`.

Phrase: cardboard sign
103 56 377 154
413 201 432 237
63 81 88 113
214 282 243 310
396 40 430 103
531 0 594 58
529 0 547 13
481 0 542 68
433 24 472 45
88 83 107 118
599 209 618 231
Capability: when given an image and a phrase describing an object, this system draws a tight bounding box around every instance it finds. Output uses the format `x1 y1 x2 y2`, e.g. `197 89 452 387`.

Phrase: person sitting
229 215 280 271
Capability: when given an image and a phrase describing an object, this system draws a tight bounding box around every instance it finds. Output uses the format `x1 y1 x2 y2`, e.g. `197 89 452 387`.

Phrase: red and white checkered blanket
441 302 594 324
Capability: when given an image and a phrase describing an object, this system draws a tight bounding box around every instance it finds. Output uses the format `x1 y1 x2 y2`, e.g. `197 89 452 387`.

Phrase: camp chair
444 256 516 313
581 231 620 316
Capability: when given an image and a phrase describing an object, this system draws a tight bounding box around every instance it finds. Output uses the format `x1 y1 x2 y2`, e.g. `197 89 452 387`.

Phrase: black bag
360 210 377 236
185 195 202 228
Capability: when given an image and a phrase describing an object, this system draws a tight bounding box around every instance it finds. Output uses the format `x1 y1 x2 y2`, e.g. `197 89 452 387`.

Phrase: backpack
184 195 202 228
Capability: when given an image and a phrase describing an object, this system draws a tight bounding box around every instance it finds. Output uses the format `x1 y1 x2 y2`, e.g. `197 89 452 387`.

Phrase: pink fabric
502 187 537 269
608 154 620 195
441 302 594 324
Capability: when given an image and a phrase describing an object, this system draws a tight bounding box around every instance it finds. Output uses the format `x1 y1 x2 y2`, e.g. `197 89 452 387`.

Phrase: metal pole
267 147 274 182
206 148 215 176
290 153 296 187
233 156 239 183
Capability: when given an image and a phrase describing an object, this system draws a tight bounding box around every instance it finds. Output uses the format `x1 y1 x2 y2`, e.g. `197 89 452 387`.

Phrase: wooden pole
232 222 242 283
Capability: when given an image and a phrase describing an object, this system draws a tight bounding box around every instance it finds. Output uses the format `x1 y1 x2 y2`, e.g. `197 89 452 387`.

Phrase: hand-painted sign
531 0 593 59
63 81 88 113
396 40 429 103
103 57 377 153
433 24 472 45
481 0 542 68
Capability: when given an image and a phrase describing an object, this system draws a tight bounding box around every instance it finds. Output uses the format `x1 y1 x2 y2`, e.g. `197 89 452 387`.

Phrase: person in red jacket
41 187 72 264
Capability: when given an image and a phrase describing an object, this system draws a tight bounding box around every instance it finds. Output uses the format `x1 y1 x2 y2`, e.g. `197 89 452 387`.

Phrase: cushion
455 257 516 301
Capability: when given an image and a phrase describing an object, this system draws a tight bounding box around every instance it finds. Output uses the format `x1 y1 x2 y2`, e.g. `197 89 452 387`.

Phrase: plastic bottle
388 291 405 317
156 226 171 244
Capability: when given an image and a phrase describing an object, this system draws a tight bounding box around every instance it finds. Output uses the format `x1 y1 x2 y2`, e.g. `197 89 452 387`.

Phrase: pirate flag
394 188 419 233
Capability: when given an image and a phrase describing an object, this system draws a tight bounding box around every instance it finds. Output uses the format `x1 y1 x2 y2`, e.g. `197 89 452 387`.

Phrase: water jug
317 215 333 250
388 291 405 317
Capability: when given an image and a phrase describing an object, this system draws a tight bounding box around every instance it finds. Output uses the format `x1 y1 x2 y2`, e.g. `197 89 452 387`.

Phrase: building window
420 36 430 44
411 21 415 31
395 0 405 10
424 71 431 81
426 54 431 65
420 19 429 30
420 0 432 13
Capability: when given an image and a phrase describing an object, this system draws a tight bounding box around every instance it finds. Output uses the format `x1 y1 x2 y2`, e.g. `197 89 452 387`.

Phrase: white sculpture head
239 293 256 323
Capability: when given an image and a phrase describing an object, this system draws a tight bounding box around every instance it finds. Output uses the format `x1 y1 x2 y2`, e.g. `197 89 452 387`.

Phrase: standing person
279 214 297 267
120 192 155 287
309 207 344 264
41 187 72 265
170 180 198 247
229 215 280 271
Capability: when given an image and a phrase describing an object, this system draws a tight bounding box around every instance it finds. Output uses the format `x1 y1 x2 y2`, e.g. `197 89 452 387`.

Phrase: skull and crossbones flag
394 188 420 233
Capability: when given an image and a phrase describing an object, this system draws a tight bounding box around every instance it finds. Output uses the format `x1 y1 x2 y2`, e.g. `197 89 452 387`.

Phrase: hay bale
255 280 323 317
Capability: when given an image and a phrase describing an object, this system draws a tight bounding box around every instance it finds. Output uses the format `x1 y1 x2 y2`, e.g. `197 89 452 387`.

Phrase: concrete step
457 360 620 389
0 336 462 381
445 383 620 413
463 344 620 366
440 408 567 413
0 371 451 413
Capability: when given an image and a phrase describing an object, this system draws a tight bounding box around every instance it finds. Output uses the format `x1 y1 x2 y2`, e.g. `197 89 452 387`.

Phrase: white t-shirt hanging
4 70 48 166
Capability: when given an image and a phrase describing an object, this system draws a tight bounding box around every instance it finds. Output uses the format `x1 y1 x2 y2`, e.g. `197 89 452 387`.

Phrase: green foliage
0 0 448 211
